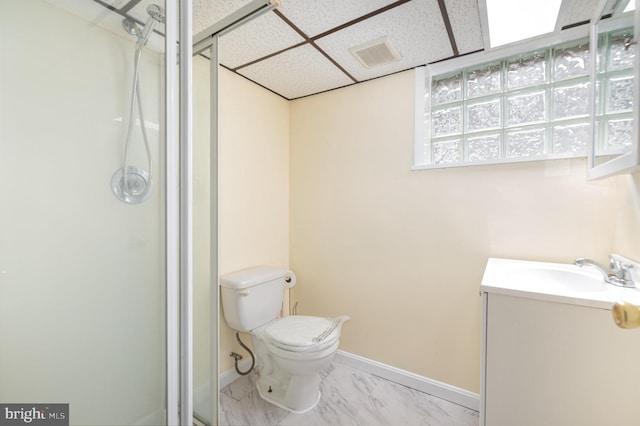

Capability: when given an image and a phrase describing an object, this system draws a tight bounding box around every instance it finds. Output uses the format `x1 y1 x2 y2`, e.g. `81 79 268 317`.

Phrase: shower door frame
191 2 280 424
166 0 194 424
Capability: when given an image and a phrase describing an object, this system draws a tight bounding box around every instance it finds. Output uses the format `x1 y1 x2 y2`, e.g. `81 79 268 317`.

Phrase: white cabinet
481 292 640 426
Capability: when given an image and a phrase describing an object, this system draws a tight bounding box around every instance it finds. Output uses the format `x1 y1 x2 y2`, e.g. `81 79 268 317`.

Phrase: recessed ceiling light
486 0 562 48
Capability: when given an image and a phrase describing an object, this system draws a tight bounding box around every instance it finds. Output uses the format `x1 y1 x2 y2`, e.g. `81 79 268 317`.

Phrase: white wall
0 1 165 424
289 69 626 393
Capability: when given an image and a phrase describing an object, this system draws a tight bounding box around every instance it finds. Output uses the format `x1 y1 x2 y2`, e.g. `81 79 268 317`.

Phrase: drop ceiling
52 0 605 100
201 0 481 99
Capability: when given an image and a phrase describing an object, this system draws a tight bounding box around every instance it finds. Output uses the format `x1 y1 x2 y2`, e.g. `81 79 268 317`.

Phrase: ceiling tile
237 44 354 99
556 0 600 29
315 0 454 82
277 0 399 37
444 0 484 54
193 0 253 35
219 12 305 69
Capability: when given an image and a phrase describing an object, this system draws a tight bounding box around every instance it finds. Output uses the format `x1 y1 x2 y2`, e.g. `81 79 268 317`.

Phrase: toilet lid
264 316 339 350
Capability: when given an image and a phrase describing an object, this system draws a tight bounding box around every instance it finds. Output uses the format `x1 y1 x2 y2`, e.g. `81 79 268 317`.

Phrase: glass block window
432 139 461 164
507 90 546 126
507 51 547 89
553 82 590 119
594 27 635 156
467 134 501 161
553 123 589 153
467 63 501 98
421 38 601 168
466 99 501 131
432 73 462 105
553 43 591 80
506 128 546 158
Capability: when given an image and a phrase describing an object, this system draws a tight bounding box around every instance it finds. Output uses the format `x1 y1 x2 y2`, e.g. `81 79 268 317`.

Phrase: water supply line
230 333 255 376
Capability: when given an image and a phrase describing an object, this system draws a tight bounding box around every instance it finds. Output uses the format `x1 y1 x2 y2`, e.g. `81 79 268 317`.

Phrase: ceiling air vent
349 36 402 69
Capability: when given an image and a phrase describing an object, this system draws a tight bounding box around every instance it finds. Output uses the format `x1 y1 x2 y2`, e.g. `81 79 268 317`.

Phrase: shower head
138 4 165 45
121 4 165 45
122 18 142 37
146 4 166 23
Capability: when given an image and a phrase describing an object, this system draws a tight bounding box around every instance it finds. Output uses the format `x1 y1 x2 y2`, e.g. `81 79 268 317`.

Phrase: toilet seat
258 316 340 355
266 338 339 361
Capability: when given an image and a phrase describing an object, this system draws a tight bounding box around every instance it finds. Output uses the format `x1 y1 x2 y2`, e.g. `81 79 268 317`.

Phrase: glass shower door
0 1 170 424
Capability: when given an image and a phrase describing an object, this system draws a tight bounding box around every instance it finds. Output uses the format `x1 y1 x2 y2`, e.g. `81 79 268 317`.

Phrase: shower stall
0 0 187 424
0 0 274 424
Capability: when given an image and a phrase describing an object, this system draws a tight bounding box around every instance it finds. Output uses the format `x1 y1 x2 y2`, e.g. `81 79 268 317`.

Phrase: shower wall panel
0 1 166 424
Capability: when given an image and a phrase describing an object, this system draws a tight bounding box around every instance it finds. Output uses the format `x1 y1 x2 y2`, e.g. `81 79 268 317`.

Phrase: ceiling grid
437 0 459 56
80 0 599 100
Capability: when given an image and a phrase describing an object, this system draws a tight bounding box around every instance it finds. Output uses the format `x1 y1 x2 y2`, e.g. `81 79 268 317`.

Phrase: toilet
220 266 349 413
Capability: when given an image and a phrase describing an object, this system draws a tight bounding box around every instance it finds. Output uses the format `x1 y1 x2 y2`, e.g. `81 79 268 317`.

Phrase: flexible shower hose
234 333 255 376
122 36 153 197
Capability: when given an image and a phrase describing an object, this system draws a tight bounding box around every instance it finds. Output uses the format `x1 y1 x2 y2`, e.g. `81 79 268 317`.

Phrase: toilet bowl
220 266 349 413
250 315 345 412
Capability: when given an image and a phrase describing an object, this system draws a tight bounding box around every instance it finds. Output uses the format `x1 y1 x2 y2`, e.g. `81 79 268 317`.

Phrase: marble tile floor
219 362 479 426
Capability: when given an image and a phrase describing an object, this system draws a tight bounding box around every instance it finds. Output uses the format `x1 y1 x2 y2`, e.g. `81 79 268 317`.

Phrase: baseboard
334 350 480 411
217 350 479 411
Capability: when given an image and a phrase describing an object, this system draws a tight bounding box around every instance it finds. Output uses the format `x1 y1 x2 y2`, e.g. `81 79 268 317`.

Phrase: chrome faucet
574 255 636 288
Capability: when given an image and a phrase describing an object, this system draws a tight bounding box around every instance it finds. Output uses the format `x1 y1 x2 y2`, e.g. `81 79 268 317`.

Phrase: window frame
413 25 596 170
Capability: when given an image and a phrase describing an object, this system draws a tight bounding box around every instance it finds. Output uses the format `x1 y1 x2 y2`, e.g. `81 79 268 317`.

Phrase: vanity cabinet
481 292 640 426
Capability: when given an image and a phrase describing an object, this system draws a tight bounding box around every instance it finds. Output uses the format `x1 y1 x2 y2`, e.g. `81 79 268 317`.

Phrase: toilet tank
220 266 296 332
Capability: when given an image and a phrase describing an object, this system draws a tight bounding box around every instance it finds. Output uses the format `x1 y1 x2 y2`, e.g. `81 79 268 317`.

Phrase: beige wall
218 67 290 371
613 173 640 259
193 60 290 376
289 69 625 393
202 59 640 394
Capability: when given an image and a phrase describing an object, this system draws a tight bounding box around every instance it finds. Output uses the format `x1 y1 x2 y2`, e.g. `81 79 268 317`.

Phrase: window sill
411 152 586 171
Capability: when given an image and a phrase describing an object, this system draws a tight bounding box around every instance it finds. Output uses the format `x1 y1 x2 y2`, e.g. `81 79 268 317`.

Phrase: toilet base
255 374 322 414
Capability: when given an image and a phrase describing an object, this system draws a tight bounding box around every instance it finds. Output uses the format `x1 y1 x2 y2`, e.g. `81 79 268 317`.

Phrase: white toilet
220 266 349 413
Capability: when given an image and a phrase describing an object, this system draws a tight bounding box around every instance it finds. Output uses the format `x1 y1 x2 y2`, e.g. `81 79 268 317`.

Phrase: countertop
481 257 640 310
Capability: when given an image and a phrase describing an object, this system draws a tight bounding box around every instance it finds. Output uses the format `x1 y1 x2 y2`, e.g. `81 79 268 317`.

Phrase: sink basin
482 258 640 310
507 265 607 292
